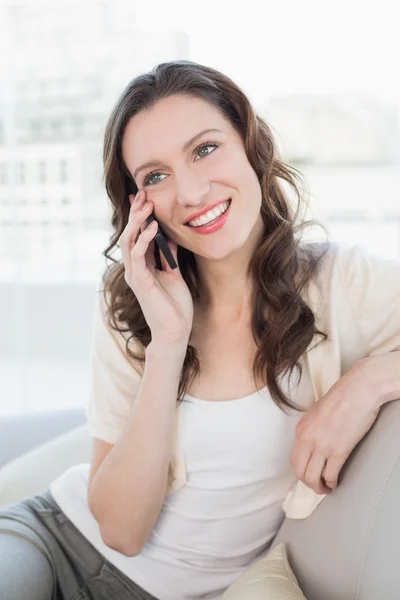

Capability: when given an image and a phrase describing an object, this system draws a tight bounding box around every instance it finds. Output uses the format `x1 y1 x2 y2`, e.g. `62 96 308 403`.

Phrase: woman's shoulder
300 239 399 282
91 285 144 376
301 238 349 266
302 240 400 318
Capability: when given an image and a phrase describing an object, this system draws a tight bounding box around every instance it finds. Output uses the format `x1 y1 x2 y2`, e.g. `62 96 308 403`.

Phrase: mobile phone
128 181 178 271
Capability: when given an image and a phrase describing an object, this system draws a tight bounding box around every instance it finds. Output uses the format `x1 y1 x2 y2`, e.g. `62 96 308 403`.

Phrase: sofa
1 400 400 600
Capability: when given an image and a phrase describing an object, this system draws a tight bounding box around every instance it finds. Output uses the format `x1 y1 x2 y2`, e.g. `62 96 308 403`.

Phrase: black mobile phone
128 181 178 271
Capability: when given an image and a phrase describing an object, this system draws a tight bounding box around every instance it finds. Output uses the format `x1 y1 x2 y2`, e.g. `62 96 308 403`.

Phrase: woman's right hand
119 188 194 346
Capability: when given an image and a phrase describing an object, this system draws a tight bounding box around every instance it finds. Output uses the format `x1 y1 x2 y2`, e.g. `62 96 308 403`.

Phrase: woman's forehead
125 95 226 141
122 97 231 169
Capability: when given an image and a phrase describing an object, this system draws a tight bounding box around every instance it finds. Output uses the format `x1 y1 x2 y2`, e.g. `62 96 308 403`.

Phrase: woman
1 60 400 600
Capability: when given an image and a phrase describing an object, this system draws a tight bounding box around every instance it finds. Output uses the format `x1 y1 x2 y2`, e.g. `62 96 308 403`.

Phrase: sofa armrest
0 409 87 468
0 423 91 507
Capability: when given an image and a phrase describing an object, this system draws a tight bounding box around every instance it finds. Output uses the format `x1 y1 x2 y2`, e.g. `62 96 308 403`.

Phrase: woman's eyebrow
133 128 223 180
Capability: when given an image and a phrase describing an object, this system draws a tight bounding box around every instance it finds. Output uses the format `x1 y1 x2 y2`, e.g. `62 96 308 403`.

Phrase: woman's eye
143 172 166 186
194 143 219 160
143 142 219 187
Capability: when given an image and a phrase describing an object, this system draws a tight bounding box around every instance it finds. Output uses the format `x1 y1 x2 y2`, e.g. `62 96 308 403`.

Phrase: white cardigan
86 241 400 520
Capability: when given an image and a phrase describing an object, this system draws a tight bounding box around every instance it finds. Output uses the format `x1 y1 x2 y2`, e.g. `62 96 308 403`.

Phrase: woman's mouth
184 199 232 235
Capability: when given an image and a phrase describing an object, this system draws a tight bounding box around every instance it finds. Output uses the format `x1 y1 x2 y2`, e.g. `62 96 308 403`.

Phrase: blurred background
0 0 399 417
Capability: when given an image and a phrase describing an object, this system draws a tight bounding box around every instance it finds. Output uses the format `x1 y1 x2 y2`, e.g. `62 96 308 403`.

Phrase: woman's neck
194 281 253 328
192 211 265 322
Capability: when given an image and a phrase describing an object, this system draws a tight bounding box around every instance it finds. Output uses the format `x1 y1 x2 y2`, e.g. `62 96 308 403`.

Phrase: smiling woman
0 59 338 600
102 60 330 416
82 59 335 599
5 57 400 600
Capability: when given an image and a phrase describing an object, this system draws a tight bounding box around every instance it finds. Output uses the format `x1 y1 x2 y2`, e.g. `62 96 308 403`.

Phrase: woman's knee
0 531 54 600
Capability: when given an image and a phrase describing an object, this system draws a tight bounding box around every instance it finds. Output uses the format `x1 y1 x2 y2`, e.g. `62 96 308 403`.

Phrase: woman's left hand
291 360 381 494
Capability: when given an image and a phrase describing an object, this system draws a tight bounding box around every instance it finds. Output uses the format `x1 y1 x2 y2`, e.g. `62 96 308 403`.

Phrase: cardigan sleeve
336 243 400 356
85 286 185 493
282 242 400 520
85 287 144 444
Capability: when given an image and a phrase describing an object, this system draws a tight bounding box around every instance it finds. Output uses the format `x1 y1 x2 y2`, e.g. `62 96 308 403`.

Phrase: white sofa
1 401 400 599
0 409 90 503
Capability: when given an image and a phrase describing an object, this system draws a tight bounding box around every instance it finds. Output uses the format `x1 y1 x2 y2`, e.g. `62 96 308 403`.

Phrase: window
0 164 8 185
18 162 25 184
60 160 68 183
38 161 46 184
1 0 398 419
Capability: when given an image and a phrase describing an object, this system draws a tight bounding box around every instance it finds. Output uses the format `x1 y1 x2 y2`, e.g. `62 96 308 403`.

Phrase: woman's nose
175 174 210 207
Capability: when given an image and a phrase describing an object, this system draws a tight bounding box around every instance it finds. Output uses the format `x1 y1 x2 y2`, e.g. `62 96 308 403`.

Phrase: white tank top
50 363 313 600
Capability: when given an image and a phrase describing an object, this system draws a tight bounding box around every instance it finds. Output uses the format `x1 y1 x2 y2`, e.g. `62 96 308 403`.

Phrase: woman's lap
0 529 54 600
0 488 157 600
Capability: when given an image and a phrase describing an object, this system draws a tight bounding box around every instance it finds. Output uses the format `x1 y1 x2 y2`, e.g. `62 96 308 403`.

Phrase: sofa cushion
223 543 306 599
0 424 91 507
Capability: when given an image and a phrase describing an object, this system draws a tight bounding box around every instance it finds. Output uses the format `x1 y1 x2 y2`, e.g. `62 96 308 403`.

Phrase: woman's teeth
187 200 230 228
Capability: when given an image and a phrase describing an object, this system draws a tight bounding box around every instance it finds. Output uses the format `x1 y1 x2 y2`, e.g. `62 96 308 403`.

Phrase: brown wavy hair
101 59 331 413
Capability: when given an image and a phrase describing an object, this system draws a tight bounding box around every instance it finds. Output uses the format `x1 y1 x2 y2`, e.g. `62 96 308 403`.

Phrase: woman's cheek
147 191 175 227
208 154 240 181
145 181 173 206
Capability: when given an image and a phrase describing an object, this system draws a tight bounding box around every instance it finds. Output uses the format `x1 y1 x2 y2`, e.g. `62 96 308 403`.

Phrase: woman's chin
178 233 244 261
195 246 240 262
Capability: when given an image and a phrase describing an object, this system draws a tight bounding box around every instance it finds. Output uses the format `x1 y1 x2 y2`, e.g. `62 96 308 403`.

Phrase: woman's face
122 93 263 261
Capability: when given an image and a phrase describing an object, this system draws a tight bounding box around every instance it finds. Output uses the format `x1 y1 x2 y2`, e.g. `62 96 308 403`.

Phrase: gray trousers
0 488 158 600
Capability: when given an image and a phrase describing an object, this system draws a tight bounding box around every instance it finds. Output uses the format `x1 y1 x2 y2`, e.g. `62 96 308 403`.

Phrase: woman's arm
88 340 187 557
291 352 400 496
357 352 400 407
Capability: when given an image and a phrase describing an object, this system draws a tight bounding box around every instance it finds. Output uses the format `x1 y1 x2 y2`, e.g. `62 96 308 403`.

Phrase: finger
120 199 153 268
119 230 132 280
129 189 146 209
143 219 178 274
130 199 154 242
119 193 143 259
291 437 312 481
130 220 159 283
322 455 347 490
140 219 149 233
140 218 158 272
304 453 332 494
